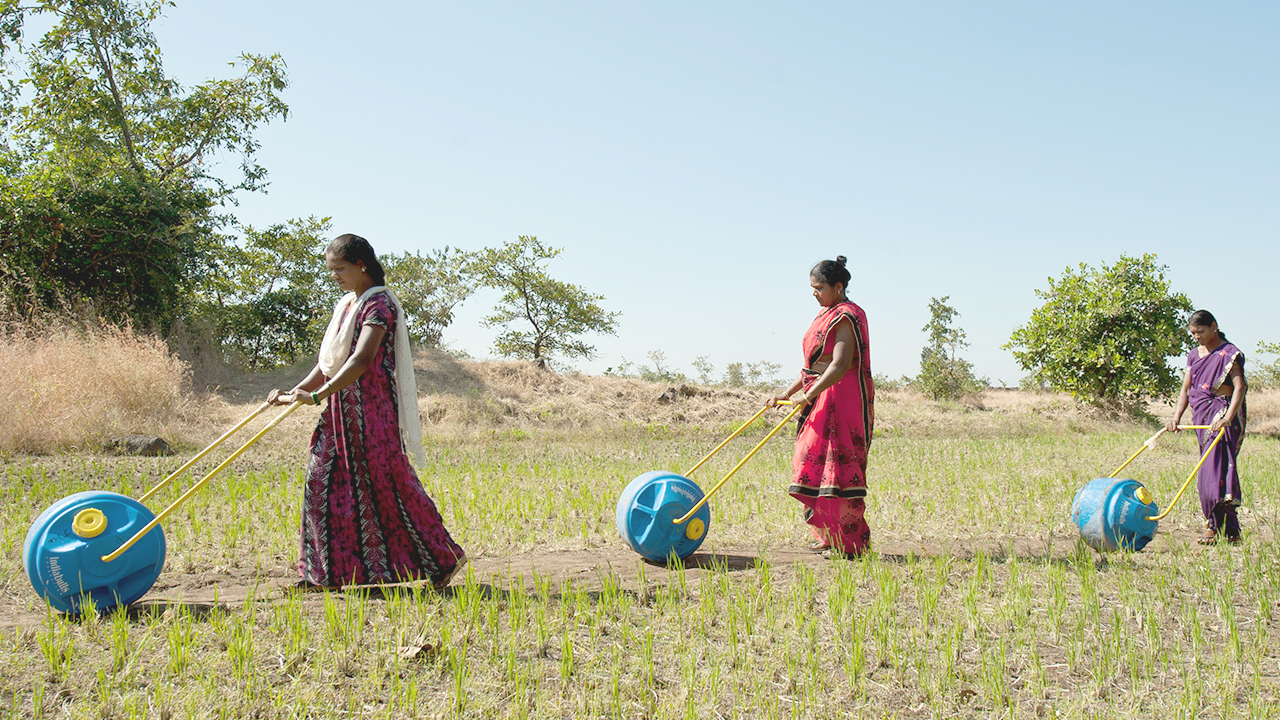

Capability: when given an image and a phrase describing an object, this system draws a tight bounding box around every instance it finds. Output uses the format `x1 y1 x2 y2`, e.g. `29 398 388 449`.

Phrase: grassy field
2 388 1280 719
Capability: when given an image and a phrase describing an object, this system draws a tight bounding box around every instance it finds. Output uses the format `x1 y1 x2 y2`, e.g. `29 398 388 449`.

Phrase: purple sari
1187 342 1246 536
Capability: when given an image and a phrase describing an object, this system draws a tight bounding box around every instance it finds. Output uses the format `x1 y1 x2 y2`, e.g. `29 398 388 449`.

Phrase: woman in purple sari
1166 310 1247 545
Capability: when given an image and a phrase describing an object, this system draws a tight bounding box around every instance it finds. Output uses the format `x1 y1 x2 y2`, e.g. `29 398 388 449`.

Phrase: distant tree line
0 1 617 372
606 350 783 389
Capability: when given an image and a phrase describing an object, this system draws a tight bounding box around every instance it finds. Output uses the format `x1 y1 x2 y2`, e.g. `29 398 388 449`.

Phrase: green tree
1005 254 1192 410
194 217 334 369
381 246 480 348
916 296 983 400
475 235 619 369
1254 341 1280 387
0 0 288 328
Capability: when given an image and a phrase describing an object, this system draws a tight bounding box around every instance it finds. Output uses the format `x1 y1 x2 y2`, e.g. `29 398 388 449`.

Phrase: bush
916 296 984 400
1005 254 1192 411
1254 342 1280 388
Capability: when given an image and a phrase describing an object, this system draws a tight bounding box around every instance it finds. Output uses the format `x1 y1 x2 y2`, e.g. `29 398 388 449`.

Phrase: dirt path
3 531 1236 634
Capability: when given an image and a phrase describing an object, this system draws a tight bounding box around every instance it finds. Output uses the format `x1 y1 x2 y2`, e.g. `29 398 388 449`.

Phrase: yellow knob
73 508 108 538
685 517 705 541
1134 486 1153 506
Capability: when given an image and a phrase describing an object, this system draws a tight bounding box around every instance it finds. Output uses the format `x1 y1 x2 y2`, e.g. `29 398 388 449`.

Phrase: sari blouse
789 301 875 498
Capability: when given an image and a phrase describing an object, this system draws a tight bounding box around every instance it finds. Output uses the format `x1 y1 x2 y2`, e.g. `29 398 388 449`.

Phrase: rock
656 388 679 404
106 434 171 456
678 384 709 398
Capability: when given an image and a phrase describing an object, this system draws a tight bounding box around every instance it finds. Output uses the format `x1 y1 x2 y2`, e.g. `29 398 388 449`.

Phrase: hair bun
835 255 847 266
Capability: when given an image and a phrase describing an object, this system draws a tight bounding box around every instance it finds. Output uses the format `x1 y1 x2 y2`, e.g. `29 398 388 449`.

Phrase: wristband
310 390 320 405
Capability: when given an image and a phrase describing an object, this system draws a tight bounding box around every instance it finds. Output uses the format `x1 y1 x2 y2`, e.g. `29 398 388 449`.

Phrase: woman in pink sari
770 256 875 557
269 234 465 590
1166 310 1247 545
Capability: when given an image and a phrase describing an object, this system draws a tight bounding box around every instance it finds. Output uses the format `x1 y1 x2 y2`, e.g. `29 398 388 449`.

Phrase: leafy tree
194 217 335 369
1254 341 1280 388
381 246 480 348
0 0 289 328
475 235 619 369
916 296 983 400
691 355 715 385
1005 253 1192 410
722 362 746 387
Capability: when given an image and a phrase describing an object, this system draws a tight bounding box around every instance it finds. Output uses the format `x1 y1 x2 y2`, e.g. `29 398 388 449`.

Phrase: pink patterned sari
789 301 875 555
299 292 464 586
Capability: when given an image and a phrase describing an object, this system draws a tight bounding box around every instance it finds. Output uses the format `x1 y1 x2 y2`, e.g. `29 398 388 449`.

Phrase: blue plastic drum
616 471 712 562
1070 478 1159 552
23 491 166 614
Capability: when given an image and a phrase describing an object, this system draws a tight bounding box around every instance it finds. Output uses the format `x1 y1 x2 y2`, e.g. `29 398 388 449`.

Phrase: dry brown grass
412 350 772 433
11 323 1280 457
0 321 195 455
1247 388 1280 437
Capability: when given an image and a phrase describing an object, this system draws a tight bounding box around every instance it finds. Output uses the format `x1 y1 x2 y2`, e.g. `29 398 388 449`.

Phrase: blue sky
154 2 1278 384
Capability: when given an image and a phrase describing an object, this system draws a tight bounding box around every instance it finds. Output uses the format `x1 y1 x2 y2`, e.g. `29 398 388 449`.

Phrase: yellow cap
73 508 108 538
685 517 705 541
1134 486 1153 506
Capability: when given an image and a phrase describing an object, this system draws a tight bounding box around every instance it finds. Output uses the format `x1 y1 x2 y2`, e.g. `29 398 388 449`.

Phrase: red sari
789 301 875 555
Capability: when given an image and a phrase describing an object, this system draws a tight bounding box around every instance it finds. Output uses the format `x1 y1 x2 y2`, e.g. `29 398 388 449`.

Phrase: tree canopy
916 296 983 400
1005 254 1192 410
0 0 288 328
475 236 619 369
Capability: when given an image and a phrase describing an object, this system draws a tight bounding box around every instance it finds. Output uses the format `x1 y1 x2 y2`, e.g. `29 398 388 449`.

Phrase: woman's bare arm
1166 369 1192 433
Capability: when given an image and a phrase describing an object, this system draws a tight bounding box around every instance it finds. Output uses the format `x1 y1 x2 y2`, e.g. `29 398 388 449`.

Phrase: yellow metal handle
1146 428 1225 522
673 401 807 525
102 401 304 562
682 400 796 477
138 401 272 504
1107 425 1218 479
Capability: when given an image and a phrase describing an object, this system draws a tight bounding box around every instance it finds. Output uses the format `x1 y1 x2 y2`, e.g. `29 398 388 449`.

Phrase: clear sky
153 2 1279 384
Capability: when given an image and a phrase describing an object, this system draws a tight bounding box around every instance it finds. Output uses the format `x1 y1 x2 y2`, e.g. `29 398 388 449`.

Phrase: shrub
1254 342 1280 388
916 296 984 400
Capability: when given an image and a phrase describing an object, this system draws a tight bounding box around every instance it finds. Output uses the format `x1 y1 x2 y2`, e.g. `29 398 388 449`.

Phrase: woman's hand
767 393 790 408
1209 417 1227 436
1165 419 1180 433
268 388 298 406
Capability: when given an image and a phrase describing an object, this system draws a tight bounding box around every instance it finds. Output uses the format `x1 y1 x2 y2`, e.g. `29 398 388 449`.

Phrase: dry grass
1248 389 1280 437
0 322 195 455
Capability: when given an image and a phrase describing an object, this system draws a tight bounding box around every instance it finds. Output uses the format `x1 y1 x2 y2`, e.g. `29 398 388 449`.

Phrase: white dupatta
317 286 424 465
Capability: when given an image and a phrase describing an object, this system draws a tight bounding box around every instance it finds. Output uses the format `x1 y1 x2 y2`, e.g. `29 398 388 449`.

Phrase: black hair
1188 309 1228 342
326 234 386 285
810 256 851 292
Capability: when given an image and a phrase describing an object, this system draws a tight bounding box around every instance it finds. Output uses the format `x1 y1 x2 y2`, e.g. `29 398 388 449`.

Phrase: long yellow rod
673 402 806 525
138 401 272 504
103 401 304 562
1146 428 1226 522
1107 425 1216 479
683 402 788 477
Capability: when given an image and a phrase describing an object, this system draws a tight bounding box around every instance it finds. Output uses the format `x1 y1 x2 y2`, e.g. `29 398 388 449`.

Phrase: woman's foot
432 556 468 592
808 541 832 552
286 579 338 593
1197 528 1219 545
1225 534 1243 545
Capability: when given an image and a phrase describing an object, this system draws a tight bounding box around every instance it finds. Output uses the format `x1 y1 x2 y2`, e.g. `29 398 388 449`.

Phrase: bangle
310 390 320 405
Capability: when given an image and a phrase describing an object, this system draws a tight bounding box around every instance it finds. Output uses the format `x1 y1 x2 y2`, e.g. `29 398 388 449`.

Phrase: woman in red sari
769 256 875 557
